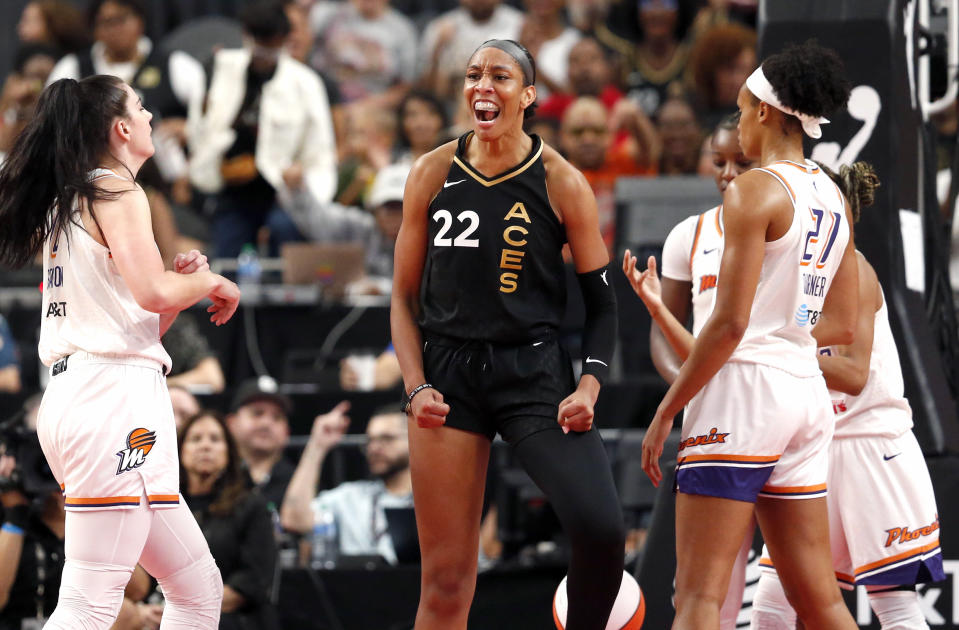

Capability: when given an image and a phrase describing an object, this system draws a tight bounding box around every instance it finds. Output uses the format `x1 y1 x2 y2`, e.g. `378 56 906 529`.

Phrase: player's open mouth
474 100 500 122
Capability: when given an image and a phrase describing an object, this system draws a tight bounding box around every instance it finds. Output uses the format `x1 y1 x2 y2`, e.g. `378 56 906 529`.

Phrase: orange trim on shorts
760 483 827 494
689 213 705 268
64 495 141 507
678 453 781 464
147 494 180 504
854 540 941 577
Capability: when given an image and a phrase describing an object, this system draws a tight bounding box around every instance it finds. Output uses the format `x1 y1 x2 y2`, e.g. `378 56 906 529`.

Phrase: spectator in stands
189 0 336 259
46 0 205 193
518 0 581 97
308 0 417 109
340 345 402 392
16 1 89 57
0 315 21 395
687 0 757 41
163 312 226 394
169 385 201 431
0 45 59 162
334 103 397 207
0 415 64 627
287 163 409 295
281 405 413 565
226 378 296 511
395 90 452 166
600 0 688 116
686 22 756 130
417 0 523 109
655 95 701 175
566 0 612 34
179 411 279 630
560 96 659 252
538 36 624 122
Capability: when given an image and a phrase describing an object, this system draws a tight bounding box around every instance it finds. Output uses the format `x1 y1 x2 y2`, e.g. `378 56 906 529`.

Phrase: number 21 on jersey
800 207 842 268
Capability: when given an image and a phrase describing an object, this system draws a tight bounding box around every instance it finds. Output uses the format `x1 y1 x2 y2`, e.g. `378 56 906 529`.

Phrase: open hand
207 278 240 326
623 250 663 316
641 407 675 486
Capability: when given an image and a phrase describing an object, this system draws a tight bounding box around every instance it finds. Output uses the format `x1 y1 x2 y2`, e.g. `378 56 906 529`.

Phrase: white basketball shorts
676 362 833 503
760 429 944 587
36 352 180 511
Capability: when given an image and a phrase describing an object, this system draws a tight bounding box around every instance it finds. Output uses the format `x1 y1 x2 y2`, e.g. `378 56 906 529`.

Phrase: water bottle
236 243 262 288
310 509 339 569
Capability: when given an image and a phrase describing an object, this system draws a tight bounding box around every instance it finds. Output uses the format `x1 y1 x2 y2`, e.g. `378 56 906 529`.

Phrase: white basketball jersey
727 160 850 377
661 205 724 337
38 169 172 371
822 288 913 439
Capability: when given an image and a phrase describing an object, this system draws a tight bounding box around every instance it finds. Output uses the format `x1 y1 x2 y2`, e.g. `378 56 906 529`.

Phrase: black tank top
419 133 567 343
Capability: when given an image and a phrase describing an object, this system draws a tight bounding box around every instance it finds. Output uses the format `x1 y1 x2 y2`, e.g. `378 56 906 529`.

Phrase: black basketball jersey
419 133 567 343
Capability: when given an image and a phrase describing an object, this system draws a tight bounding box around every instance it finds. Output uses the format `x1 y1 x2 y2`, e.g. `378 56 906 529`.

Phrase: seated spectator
686 22 756 131
281 405 413 565
179 411 279 630
46 0 205 197
168 385 201 431
416 0 523 110
559 96 659 252
655 95 702 175
538 36 624 123
287 163 410 295
599 0 688 116
395 90 453 166
0 315 20 394
334 103 397 208
687 0 757 40
0 45 60 163
0 417 64 628
163 311 226 394
518 0 581 97
16 0 89 57
340 344 402 392
189 0 337 258
308 0 417 109
226 378 296 510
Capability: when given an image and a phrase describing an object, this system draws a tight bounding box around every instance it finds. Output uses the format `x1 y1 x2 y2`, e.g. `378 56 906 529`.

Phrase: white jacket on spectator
188 48 337 212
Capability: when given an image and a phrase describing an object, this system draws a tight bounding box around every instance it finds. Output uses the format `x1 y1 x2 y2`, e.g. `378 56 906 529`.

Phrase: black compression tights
512 427 626 630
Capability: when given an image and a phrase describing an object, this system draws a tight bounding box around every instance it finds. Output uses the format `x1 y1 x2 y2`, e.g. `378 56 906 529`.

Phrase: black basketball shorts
421 333 576 443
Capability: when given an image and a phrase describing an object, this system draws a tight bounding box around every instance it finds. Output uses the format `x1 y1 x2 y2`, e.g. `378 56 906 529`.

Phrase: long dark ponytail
0 75 130 268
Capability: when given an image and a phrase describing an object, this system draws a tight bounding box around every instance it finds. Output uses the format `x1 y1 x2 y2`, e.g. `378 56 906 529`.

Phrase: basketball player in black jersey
391 40 625 630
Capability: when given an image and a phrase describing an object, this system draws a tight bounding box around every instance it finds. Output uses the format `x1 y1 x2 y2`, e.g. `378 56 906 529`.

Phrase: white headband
745 66 830 139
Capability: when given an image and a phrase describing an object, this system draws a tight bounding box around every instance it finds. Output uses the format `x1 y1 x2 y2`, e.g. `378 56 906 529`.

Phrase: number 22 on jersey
432 209 479 247
800 207 842 268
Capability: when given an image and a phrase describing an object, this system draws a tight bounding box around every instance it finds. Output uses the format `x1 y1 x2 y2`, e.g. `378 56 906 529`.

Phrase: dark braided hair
817 161 881 223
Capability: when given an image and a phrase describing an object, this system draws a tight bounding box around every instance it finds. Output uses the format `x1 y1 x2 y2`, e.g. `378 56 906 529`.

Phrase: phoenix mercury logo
116 428 156 475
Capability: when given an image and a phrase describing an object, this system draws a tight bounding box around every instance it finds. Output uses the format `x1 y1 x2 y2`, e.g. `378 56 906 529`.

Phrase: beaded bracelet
404 383 435 413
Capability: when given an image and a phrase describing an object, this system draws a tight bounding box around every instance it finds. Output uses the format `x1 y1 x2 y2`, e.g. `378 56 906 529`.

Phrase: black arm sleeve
576 264 618 384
